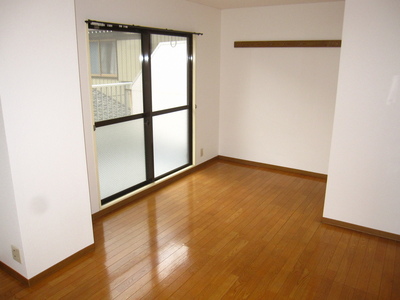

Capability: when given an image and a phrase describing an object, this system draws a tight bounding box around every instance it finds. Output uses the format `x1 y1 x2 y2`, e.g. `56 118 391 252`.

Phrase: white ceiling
185 0 344 9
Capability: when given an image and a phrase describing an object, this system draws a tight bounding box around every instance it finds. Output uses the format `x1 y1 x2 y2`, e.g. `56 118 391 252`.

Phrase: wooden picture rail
234 40 341 48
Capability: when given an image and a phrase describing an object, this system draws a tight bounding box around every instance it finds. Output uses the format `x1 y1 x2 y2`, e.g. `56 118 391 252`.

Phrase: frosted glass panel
151 35 187 111
153 110 189 177
96 120 146 199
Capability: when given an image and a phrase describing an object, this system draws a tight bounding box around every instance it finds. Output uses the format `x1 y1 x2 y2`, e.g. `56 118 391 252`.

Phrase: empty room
1 0 399 299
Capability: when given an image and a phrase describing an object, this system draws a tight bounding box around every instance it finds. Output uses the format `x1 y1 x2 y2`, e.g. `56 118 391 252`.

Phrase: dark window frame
87 20 195 205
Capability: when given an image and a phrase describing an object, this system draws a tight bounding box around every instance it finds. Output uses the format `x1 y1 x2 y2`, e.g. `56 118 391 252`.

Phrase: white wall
219 2 344 174
0 0 94 278
0 98 26 276
74 0 221 213
323 0 400 235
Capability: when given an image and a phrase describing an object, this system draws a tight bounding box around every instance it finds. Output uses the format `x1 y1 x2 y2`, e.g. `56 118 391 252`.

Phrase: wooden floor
1 160 399 299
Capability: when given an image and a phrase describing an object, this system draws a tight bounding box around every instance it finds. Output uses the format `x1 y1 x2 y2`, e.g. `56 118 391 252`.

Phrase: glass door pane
153 110 189 177
89 29 147 204
151 35 188 111
96 120 146 199
89 30 143 122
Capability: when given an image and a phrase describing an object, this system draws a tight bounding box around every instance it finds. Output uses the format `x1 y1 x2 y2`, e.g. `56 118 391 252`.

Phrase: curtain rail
86 19 203 36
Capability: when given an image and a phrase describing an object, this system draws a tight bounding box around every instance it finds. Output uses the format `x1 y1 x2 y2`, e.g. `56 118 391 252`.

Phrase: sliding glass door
150 34 191 177
87 22 193 205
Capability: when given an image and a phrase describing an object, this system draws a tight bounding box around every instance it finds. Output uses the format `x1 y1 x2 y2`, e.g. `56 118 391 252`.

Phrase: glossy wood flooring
1 160 400 299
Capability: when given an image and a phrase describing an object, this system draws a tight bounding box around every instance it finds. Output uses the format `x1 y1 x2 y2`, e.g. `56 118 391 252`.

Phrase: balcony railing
92 82 133 122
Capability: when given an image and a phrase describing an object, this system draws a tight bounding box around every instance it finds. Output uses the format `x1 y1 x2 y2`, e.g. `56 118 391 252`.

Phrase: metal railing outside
92 82 133 122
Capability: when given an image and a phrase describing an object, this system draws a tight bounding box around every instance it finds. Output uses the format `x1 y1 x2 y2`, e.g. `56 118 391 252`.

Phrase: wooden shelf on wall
234 40 341 48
